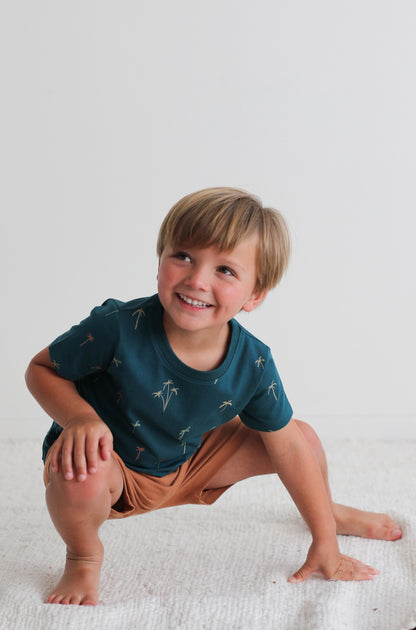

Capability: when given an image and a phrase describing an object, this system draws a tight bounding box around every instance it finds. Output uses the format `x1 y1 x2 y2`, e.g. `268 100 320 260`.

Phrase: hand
49 415 113 482
288 541 379 583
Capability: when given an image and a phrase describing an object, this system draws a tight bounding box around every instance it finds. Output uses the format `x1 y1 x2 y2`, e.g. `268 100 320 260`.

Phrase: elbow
25 357 36 392
25 349 48 391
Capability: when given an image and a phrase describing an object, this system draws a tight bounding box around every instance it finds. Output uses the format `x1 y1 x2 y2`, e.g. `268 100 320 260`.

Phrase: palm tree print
152 380 179 412
178 426 191 440
51 360 61 370
131 420 141 433
268 381 278 400
135 446 145 461
178 427 191 454
80 333 94 347
132 308 145 330
219 400 232 411
112 356 122 368
255 356 265 369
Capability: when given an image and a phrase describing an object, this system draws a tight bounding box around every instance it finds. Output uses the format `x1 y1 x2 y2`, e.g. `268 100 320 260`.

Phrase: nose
183 265 210 292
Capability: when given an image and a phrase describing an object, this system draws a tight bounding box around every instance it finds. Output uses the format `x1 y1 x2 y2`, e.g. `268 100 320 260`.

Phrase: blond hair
157 187 290 293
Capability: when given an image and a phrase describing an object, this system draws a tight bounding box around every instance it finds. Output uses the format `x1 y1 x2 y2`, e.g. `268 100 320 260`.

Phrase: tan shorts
43 418 251 520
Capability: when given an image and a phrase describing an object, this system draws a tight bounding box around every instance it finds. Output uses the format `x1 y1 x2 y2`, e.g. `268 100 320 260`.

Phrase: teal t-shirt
43 294 293 476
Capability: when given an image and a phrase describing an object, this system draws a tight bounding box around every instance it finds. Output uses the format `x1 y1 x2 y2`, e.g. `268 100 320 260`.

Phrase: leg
207 419 402 541
45 453 123 605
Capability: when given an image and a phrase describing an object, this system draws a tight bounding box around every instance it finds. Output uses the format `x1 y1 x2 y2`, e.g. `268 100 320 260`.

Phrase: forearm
261 421 336 542
26 347 113 481
25 348 101 428
277 441 336 540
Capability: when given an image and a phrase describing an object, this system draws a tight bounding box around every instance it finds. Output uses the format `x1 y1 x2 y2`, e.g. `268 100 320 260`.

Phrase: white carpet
0 438 415 630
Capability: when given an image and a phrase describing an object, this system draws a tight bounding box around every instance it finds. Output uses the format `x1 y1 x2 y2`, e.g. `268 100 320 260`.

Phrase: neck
162 314 231 371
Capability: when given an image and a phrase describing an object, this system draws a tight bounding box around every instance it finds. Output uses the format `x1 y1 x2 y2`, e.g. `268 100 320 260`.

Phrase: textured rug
0 438 415 630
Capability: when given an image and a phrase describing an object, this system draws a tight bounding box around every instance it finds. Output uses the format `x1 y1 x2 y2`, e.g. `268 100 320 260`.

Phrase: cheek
158 263 179 290
217 283 244 305
224 283 257 310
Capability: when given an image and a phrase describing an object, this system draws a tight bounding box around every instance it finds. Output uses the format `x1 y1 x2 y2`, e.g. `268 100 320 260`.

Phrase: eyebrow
172 243 250 274
215 253 247 274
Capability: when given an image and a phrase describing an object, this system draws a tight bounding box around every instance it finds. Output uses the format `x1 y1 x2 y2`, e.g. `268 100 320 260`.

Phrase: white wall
2 1 415 440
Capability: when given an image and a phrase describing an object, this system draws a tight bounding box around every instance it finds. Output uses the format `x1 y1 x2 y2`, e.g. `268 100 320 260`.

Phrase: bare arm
261 420 336 539
25 347 113 481
260 419 377 582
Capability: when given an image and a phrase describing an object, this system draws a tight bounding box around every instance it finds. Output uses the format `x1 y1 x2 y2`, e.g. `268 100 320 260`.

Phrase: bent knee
294 419 322 450
45 457 116 506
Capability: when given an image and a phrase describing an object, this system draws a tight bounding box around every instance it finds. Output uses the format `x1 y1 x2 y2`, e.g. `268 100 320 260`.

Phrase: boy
26 187 401 606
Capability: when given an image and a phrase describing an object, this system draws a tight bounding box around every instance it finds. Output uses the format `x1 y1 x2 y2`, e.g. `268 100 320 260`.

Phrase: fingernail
78 474 86 481
392 529 402 539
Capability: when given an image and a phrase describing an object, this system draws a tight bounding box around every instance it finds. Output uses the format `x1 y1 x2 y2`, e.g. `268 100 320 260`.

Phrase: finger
61 434 75 480
351 560 378 581
73 434 88 481
346 556 378 576
341 555 379 578
288 562 314 583
49 437 63 473
99 432 113 461
330 556 378 582
85 433 99 474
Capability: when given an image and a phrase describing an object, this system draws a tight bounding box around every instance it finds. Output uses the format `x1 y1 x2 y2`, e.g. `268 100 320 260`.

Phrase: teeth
179 294 211 308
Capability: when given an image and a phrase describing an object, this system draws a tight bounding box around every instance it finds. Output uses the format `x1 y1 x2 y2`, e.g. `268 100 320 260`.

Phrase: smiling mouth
177 293 213 309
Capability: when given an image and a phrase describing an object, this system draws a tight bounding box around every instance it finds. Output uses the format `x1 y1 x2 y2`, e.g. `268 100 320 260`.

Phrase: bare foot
47 551 102 606
333 503 402 541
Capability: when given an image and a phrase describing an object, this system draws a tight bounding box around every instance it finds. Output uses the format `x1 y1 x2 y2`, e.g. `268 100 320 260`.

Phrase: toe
80 590 98 606
69 595 82 606
391 528 402 541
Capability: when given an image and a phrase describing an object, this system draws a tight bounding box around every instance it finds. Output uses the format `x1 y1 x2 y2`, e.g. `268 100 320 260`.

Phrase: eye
217 265 235 277
173 251 191 262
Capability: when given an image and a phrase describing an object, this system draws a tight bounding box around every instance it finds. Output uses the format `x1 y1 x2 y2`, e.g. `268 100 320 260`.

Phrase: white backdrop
1 1 415 440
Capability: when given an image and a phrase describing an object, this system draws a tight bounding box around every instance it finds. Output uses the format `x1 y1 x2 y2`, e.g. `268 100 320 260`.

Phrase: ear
241 290 268 313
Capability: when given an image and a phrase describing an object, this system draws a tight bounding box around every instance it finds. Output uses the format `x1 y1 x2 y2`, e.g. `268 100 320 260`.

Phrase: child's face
157 232 266 338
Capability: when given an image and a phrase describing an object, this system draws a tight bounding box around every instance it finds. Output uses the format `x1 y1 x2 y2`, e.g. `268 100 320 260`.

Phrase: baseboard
301 414 416 441
1 415 415 441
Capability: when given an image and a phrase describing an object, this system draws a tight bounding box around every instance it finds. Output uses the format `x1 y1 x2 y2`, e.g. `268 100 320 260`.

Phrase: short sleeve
239 351 293 432
48 299 120 381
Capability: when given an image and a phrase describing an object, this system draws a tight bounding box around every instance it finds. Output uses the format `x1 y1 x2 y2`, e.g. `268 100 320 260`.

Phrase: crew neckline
150 295 240 382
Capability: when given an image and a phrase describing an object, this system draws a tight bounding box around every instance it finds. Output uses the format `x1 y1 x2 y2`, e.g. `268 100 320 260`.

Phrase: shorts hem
43 418 251 520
